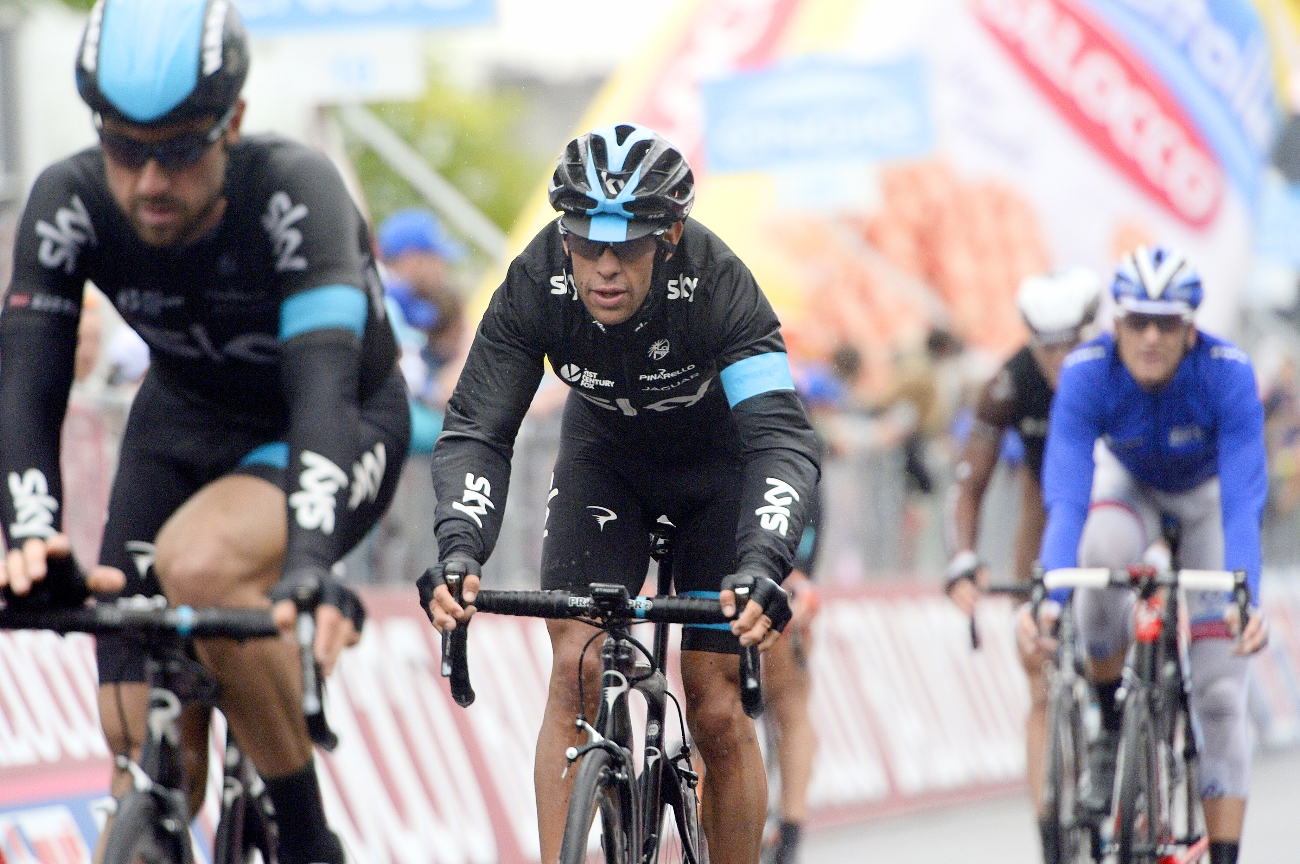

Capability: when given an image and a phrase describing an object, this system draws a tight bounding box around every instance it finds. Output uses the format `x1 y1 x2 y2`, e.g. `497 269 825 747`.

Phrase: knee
154 535 232 607
1078 503 1146 569
1193 658 1248 726
546 623 602 716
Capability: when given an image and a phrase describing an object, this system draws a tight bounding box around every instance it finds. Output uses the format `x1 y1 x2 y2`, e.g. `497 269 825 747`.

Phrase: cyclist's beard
127 187 227 248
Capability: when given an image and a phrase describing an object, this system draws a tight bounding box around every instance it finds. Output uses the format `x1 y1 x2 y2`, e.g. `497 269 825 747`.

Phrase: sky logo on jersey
262 192 309 272
7 470 58 540
348 442 386 511
755 477 800 537
648 339 670 360
666 276 698 301
35 196 96 275
975 0 1222 226
452 473 494 529
288 451 347 535
549 272 576 297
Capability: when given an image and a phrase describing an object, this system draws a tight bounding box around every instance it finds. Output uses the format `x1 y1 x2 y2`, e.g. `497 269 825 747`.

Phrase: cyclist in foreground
0 2 409 861
1036 247 1268 864
943 267 1101 853
423 123 820 864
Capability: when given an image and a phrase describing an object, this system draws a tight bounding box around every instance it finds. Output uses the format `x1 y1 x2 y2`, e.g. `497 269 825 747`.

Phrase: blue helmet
76 0 249 128
549 123 694 242
377 209 464 262
1112 246 1202 318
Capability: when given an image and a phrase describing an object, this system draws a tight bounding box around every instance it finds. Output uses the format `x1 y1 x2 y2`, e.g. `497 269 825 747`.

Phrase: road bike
438 525 764 864
0 590 342 864
1040 565 1248 864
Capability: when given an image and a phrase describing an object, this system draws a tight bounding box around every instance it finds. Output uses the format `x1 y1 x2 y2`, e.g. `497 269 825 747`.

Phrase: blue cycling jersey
1039 332 1267 602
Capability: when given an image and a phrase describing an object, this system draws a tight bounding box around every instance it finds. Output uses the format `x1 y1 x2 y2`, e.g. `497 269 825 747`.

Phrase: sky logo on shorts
289 452 347 535
755 477 799 537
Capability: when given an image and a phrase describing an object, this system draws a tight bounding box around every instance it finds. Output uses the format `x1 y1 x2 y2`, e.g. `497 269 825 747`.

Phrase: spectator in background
377 208 467 404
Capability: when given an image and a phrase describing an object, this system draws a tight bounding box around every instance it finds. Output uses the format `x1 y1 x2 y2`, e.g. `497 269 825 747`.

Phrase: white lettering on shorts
36 196 96 275
288 452 348 535
8 470 58 540
262 192 309 273
452 473 495 529
348 442 386 511
755 477 800 537
587 506 618 531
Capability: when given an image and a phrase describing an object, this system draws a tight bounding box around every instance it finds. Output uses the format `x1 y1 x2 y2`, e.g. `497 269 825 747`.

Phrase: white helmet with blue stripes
76 0 249 128
549 123 694 242
1112 245 1203 319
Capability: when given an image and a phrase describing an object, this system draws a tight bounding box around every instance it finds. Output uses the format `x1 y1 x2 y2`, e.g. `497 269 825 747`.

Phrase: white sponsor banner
1 584 1300 861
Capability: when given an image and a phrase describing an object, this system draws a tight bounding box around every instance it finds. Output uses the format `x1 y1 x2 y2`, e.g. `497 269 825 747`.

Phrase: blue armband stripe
279 285 368 341
719 352 795 408
681 590 731 630
240 441 289 469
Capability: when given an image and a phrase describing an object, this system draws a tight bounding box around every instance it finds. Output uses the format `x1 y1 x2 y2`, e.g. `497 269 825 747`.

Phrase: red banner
974 0 1223 227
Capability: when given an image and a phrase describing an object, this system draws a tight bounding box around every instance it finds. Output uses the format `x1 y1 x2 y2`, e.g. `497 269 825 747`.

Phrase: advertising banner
232 0 494 35
2 584 1300 864
485 0 1280 389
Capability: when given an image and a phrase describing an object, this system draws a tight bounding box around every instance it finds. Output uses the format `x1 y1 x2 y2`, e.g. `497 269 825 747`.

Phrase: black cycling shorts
541 408 742 654
95 366 409 684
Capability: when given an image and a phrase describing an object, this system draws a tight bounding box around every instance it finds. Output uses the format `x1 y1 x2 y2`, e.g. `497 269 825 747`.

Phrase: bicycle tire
101 792 188 864
1115 688 1164 864
1041 678 1094 864
650 757 701 864
214 787 277 864
558 748 636 864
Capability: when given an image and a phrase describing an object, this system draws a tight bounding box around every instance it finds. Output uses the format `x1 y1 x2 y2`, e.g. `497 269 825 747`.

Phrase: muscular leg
153 474 311 777
1189 638 1250 845
682 651 766 864
762 635 816 825
535 619 605 864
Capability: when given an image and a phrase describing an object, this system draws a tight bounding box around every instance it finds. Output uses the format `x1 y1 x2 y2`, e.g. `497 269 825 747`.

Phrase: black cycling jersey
432 217 821 583
974 345 1054 478
0 135 401 579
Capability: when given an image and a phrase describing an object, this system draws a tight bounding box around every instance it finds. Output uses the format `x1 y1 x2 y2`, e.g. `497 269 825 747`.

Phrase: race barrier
0 582 1299 863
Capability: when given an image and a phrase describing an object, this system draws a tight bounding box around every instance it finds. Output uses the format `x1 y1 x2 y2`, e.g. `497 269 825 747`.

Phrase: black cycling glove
270 565 366 634
720 570 792 634
3 553 92 610
416 552 481 623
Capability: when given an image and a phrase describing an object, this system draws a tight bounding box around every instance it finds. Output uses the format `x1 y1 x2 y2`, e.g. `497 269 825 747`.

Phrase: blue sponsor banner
702 56 933 175
1082 0 1277 203
233 0 494 34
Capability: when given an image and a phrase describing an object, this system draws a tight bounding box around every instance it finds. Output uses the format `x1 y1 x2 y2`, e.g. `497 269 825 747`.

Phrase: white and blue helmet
76 0 249 127
549 123 694 242
1112 246 1202 319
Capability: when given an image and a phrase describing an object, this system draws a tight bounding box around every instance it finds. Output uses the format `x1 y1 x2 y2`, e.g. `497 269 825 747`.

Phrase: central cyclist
423 124 820 864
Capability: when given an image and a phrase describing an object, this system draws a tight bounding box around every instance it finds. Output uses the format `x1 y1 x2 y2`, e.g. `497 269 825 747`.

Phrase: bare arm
950 423 1001 555
1013 468 1046 583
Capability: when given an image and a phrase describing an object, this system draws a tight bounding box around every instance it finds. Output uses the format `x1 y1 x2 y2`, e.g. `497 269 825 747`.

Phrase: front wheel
558 748 637 864
650 754 701 864
1040 678 1096 864
101 792 188 864
1115 688 1165 864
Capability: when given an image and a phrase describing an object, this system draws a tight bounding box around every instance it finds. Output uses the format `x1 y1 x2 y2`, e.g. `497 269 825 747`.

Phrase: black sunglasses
98 106 236 171
1118 312 1188 334
563 230 662 262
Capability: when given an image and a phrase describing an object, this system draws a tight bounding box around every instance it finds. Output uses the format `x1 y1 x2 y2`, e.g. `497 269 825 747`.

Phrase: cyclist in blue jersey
0 3 409 861
1036 247 1268 864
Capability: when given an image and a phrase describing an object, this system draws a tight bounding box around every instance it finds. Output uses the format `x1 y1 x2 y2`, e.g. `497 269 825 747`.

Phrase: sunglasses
1118 312 1188 334
98 106 236 171
564 231 661 262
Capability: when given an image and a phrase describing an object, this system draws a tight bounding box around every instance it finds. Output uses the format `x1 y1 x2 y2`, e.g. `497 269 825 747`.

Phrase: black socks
1209 840 1239 864
771 821 801 864
1095 678 1123 733
264 763 344 864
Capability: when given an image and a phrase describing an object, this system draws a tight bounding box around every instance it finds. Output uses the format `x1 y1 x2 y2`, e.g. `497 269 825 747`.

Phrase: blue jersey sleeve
1040 346 1107 596
1212 350 1266 605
